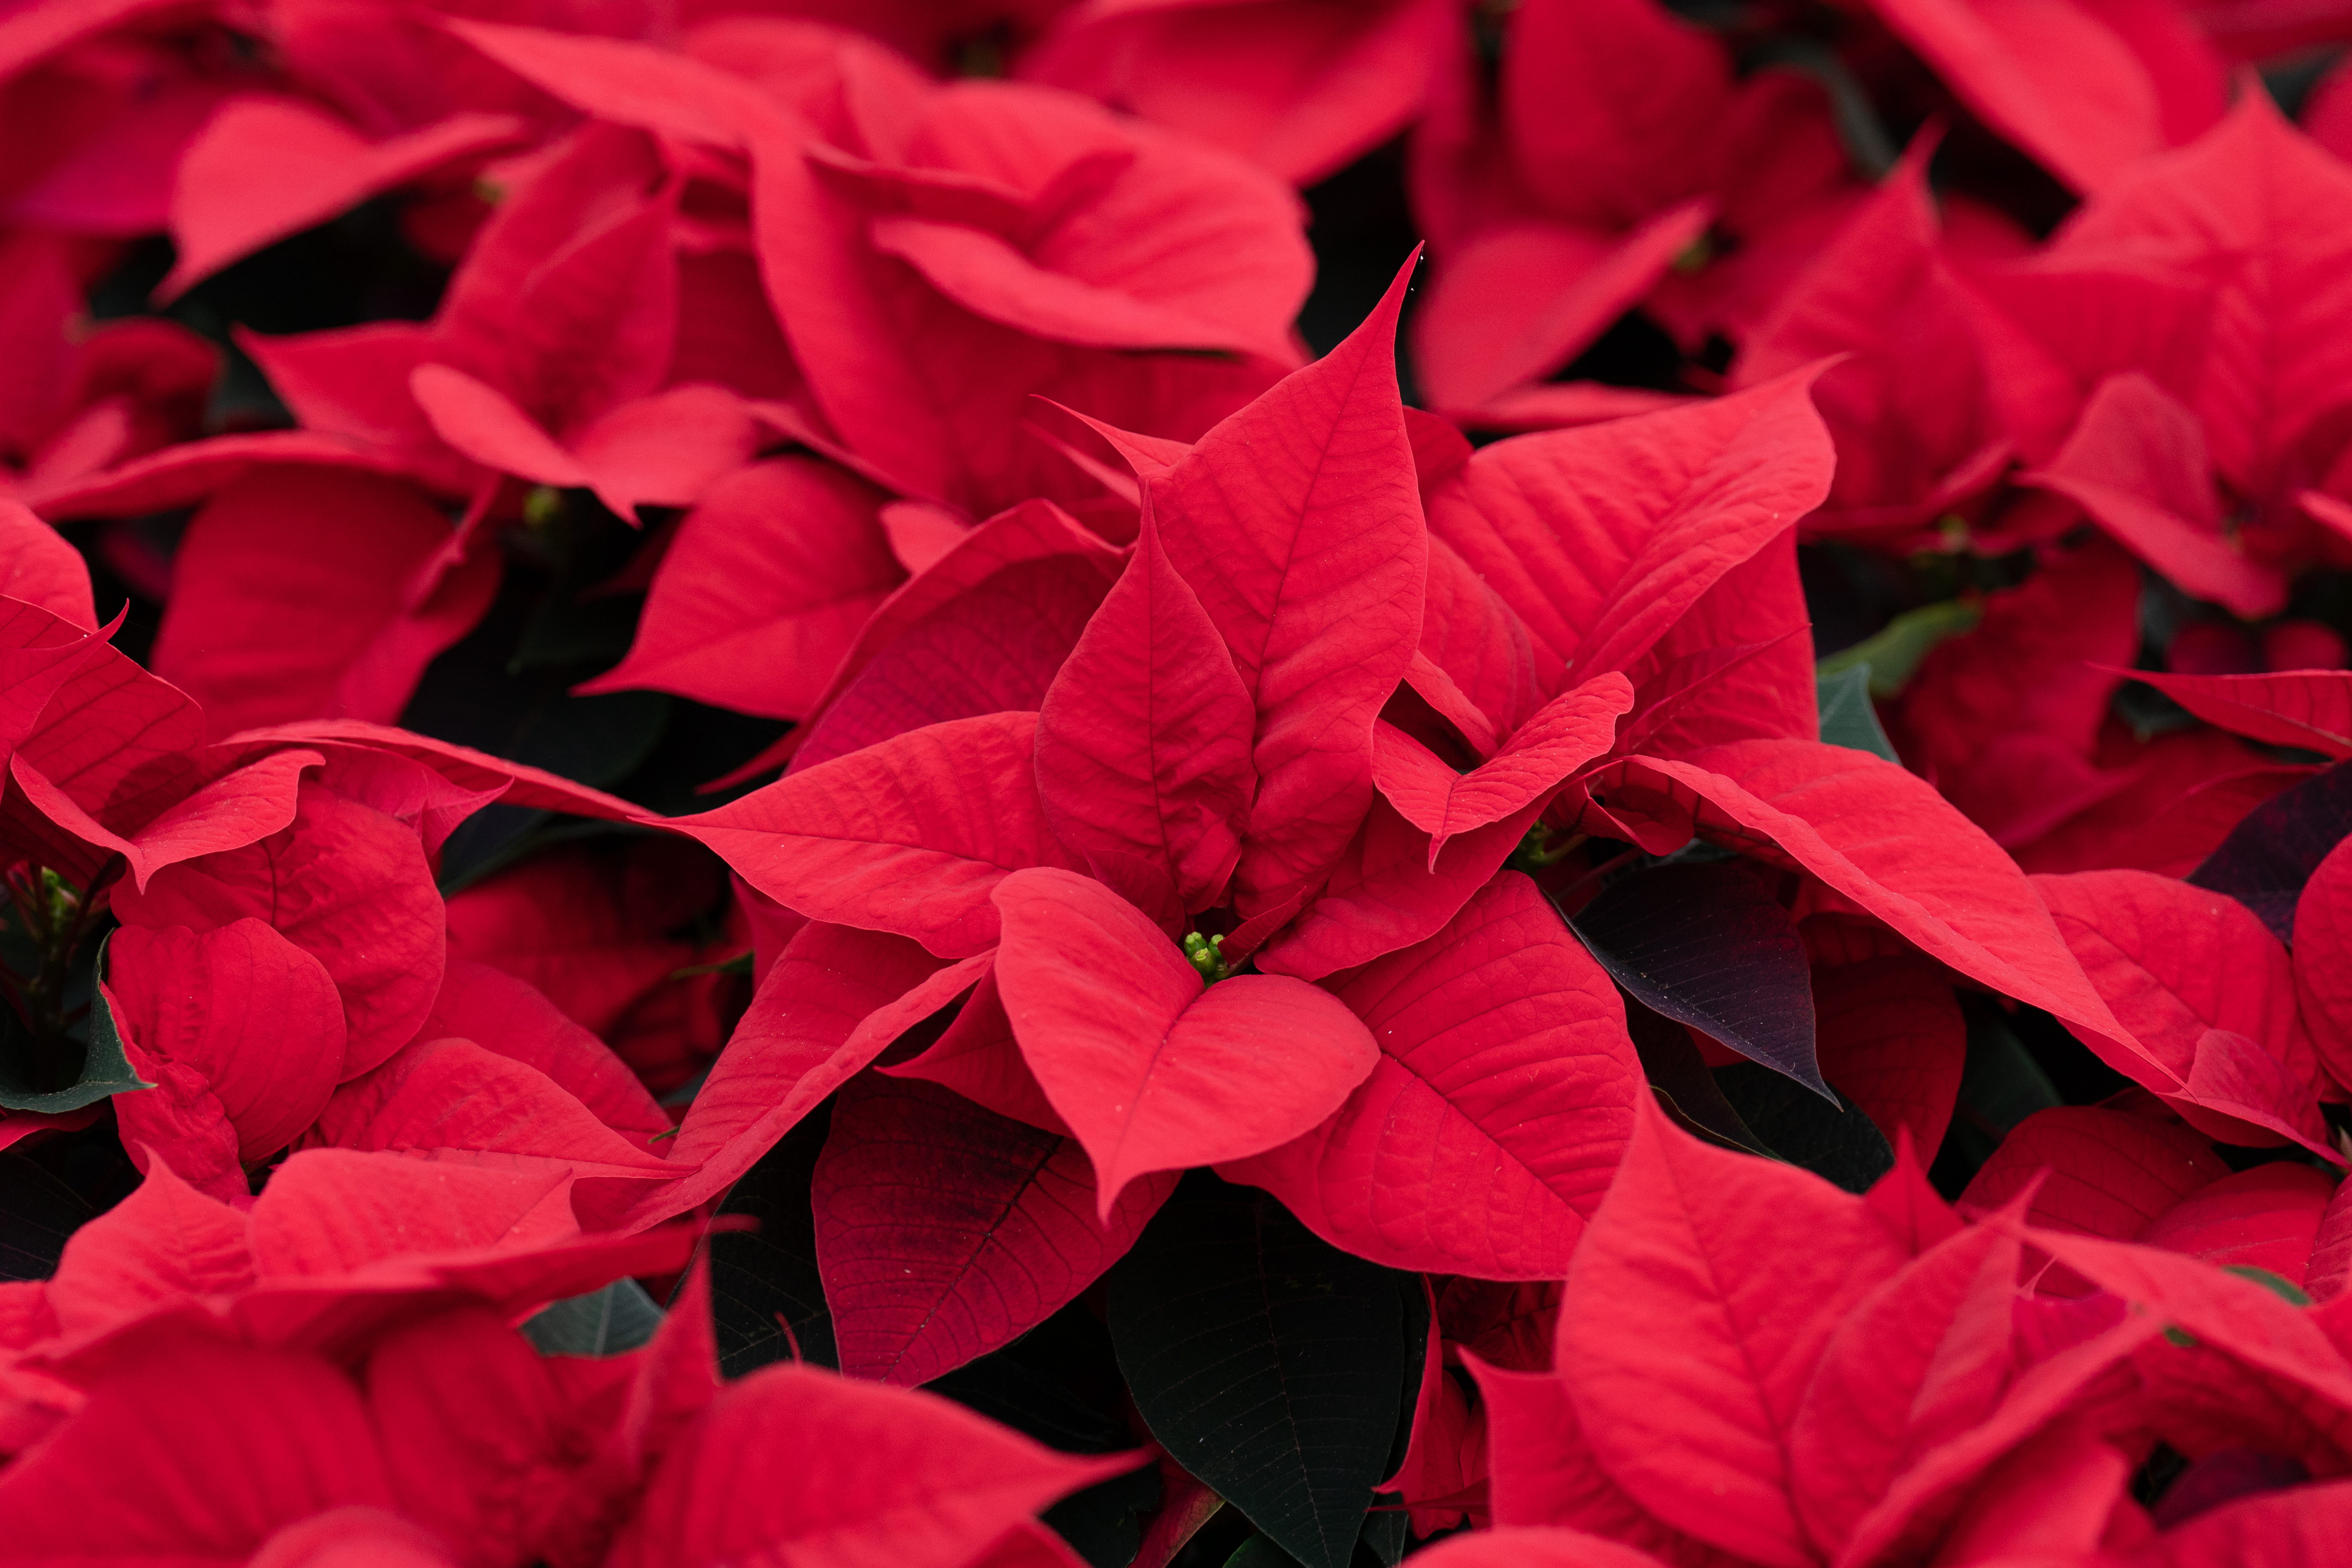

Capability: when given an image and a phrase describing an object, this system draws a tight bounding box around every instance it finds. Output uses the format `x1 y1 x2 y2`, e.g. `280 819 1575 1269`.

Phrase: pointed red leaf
1957 1106 2228 1238
411 363 593 491
815 1075 1174 1387
2121 668 2352 759
1035 515 1256 912
789 555 1114 777
2019 372 2286 618
1553 1097 1910 1568
11 746 319 892
248 1150 577 1279
617 924 979 1230
1149 258 1427 914
1590 738 2144 1082
1864 0 2175 191
45 1157 253 1339
582 458 901 720
165 97 521 297
991 866 1377 1214
1785 1217 2024 1556
2140 1163 2336 1287
670 712 1081 959
2060 89 2352 502
309 1036 679 1184
1424 369 1835 695
881 968 1072 1137
2036 869 2334 1155
0 499 95 629
1372 674 1632 865
606 1364 1143 1568
1220 872 1642 1279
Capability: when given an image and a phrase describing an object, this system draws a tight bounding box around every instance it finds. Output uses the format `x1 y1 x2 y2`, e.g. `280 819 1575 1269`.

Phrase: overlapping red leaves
4 0 2352 1565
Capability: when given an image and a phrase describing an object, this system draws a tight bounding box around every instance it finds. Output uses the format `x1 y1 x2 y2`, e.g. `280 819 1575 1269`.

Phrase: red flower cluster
7 0 2352 1565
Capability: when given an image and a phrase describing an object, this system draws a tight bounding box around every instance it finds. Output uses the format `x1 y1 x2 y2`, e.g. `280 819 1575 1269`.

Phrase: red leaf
1957 1105 2228 1238
2059 88 2352 504
309 1036 678 1184
2127 1480 2352 1568
116 782 445 1081
1551 1097 1909 1568
582 458 901 720
147 463 505 738
2035 869 2334 1155
1591 738 2143 1081
881 968 1073 1137
1222 873 1641 1279
45 1157 252 1339
217 720 641 823
1371 674 1633 865
108 919 348 1176
1384 1525 1677 1568
421 960 670 1146
1863 0 2177 192
606 1364 1142 1568
2019 372 2287 618
790 556 1111 776
619 924 978 1230
11 746 318 892
366 1306 595 1562
2141 1164 2337 1287
164 97 521 298
1785 1218 2024 1556
248 1149 577 1278
0 499 95 629
784 498 1123 759
0 1323 392 1556
814 1075 1174 1386
1811 956 1968 1158
1149 257 1427 915
1424 369 1835 708
2295 835 2352 1093
670 712 1081 960
990 866 1377 1214
1035 514 1256 912
442 842 715 1038
2121 667 2352 759
410 363 593 491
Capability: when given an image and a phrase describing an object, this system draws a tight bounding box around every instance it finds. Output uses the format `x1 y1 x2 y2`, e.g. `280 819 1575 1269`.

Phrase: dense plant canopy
3 0 2352 1564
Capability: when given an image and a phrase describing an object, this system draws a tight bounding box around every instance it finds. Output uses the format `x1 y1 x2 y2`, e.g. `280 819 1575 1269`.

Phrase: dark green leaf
1569 863 1827 1098
1815 664 1899 762
1814 599 1982 696
1109 1196 1404 1568
0 932 153 1113
2223 1265 2314 1308
0 1152 96 1280
704 1104 836 1376
1715 1063 1893 1193
2189 759 2352 942
1623 998 1773 1158
523 1278 665 1356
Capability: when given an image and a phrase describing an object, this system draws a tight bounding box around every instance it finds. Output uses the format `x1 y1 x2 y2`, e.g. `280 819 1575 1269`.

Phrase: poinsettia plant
7 0 2352 1565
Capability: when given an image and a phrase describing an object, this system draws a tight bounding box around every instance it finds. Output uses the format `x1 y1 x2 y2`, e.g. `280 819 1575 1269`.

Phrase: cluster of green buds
1181 930 1231 985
